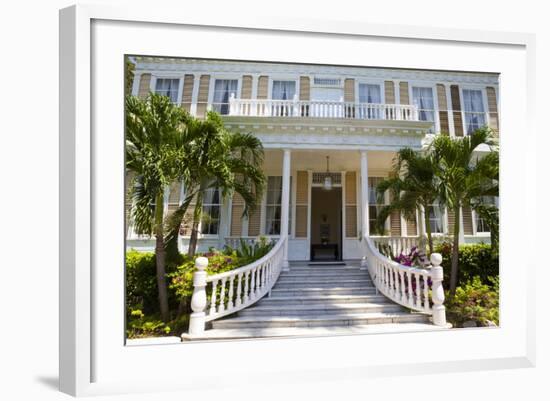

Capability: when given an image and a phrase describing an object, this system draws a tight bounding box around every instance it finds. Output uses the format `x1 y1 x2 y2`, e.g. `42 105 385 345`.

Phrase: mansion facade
126 57 499 262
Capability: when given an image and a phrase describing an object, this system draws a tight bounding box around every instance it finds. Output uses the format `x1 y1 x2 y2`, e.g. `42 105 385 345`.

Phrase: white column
131 72 142 96
281 149 291 270
360 151 369 269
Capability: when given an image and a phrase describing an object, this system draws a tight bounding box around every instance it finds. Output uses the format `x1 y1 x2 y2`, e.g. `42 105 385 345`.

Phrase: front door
310 187 342 261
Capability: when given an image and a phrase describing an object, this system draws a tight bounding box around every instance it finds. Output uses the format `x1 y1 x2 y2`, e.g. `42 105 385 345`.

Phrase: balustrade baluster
209 280 218 315
227 276 234 310
235 273 243 306
255 267 261 296
399 270 407 303
415 272 422 308
423 273 430 311
407 271 414 307
243 271 250 303
218 278 227 313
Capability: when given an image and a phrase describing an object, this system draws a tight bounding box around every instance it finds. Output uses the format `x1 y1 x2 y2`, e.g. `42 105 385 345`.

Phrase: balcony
226 94 420 121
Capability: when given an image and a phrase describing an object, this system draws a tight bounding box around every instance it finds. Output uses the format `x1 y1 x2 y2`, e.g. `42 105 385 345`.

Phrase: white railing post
229 93 236 115
430 253 447 327
188 256 209 335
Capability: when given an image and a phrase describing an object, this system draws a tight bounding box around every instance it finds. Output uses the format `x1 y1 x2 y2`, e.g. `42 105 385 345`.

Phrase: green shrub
434 242 498 288
126 309 171 338
126 250 158 314
445 276 499 327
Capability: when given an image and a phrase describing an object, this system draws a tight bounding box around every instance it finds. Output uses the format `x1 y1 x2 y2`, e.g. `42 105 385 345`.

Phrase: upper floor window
412 87 435 122
272 81 296 100
358 84 382 119
212 79 238 115
462 89 486 134
201 187 221 235
155 78 180 103
358 84 382 103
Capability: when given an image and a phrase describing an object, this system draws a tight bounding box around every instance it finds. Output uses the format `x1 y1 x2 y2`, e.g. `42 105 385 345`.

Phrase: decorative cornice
134 57 499 86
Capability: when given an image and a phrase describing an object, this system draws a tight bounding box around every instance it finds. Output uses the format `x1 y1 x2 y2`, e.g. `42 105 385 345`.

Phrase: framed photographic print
59 3 536 397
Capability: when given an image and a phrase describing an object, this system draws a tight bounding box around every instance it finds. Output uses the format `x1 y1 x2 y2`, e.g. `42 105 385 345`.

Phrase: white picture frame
59 4 536 397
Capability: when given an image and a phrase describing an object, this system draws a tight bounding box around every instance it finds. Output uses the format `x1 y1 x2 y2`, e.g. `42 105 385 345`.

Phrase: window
475 196 496 234
358 84 382 119
272 80 296 116
201 187 221 235
412 87 435 122
427 203 445 234
154 78 180 103
368 177 386 235
265 176 292 235
212 79 238 115
462 89 486 134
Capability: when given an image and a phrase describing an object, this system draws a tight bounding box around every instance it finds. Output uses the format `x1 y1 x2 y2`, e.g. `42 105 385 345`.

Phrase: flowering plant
394 246 422 267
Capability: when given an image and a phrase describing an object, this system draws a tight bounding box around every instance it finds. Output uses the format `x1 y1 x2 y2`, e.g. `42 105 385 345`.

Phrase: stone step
211 311 430 329
238 302 404 317
269 287 378 296
257 294 387 305
182 323 447 341
280 272 369 279
273 279 374 288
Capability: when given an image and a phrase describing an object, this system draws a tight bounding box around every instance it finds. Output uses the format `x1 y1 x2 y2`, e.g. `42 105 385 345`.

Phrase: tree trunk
449 204 461 297
187 190 203 258
154 192 170 322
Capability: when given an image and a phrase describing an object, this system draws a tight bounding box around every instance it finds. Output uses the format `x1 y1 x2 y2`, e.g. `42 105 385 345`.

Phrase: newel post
430 253 447 327
188 256 209 335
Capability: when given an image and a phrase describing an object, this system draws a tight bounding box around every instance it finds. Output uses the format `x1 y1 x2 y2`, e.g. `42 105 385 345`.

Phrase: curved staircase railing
187 237 286 335
363 236 448 327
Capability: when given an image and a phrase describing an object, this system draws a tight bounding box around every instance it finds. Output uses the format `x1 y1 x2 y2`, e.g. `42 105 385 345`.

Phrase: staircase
192 261 444 340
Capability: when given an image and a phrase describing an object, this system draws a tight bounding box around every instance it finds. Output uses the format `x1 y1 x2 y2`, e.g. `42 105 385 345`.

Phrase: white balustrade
228 97 419 121
371 236 424 258
363 236 447 326
188 237 287 334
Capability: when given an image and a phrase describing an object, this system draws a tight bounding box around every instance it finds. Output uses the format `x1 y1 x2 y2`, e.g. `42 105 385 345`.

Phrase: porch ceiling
262 149 395 173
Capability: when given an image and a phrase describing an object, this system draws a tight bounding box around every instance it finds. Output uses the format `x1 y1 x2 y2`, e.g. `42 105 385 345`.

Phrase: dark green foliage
125 250 158 314
445 276 499 327
234 237 274 265
435 242 498 288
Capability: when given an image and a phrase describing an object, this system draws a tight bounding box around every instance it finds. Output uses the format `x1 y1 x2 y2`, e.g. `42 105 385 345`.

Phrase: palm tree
431 127 498 296
375 148 441 254
125 93 188 321
166 111 266 258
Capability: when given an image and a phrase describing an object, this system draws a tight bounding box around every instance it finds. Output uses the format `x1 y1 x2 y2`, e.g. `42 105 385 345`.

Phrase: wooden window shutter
386 172 401 236
384 81 395 104
447 207 455 235
462 206 474 235
399 82 410 104
230 193 245 236
257 76 269 99
345 172 357 238
486 87 499 135
137 73 151 98
450 85 464 136
181 74 195 112
344 79 355 102
436 84 450 135
295 171 309 238
195 74 210 118
299 76 310 101
241 75 253 99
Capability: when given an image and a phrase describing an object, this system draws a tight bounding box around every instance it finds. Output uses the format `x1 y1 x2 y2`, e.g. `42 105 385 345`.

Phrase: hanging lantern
323 156 332 191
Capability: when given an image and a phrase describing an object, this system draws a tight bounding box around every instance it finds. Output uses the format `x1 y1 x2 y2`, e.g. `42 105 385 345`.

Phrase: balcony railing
226 94 419 121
